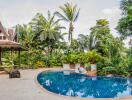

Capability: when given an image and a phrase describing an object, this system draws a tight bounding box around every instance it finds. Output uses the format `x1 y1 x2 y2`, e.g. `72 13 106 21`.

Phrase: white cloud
0 0 122 41
0 1 59 27
102 7 121 17
100 7 122 37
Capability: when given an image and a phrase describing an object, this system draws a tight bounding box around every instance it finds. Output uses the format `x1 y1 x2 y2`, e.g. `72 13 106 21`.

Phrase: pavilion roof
0 40 21 48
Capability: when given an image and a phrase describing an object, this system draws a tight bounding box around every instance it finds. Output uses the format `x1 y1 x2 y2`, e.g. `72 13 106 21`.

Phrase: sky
0 0 124 42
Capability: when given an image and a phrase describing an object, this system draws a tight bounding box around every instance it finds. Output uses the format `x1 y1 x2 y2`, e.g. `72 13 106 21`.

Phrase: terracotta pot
70 63 75 69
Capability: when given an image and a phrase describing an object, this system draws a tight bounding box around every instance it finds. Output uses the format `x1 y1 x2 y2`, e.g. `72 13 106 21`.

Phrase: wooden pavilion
0 21 22 68
0 40 21 67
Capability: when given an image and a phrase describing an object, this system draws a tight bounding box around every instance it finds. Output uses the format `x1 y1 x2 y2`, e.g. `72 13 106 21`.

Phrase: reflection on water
37 71 132 98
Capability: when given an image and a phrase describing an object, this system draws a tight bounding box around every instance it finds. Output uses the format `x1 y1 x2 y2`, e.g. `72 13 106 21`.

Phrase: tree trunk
48 43 51 56
10 49 13 63
0 48 2 65
18 48 21 68
68 22 74 46
68 27 71 45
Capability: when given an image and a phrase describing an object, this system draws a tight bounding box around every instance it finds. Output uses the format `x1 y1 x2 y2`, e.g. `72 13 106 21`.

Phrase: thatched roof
0 21 10 40
0 21 22 50
0 40 21 48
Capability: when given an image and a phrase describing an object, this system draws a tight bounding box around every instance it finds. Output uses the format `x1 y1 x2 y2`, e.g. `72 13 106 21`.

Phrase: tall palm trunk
68 27 71 44
68 22 74 45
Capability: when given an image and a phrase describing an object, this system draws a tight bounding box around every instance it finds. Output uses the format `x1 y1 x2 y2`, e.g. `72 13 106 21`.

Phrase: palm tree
15 24 35 67
16 24 34 49
78 34 89 51
30 11 65 54
55 2 80 45
78 34 98 51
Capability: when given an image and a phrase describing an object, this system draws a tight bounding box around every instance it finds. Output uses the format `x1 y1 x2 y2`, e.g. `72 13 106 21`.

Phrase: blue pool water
37 70 132 98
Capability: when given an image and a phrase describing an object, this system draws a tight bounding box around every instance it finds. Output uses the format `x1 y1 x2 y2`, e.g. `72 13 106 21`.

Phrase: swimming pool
37 70 132 98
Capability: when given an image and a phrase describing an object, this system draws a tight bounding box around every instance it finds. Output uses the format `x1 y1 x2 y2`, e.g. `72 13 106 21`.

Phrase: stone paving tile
0 68 132 100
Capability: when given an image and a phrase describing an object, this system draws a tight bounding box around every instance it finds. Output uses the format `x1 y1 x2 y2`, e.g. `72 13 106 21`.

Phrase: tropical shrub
102 66 117 75
61 54 70 64
49 53 62 67
34 61 45 69
87 50 101 64
128 56 132 71
78 52 87 64
68 52 78 64
97 57 112 75
62 52 87 64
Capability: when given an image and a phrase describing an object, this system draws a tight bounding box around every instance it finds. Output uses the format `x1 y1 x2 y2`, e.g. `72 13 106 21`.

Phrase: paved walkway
0 69 132 100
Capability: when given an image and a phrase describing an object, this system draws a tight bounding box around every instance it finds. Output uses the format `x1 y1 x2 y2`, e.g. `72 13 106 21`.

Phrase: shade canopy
0 40 21 48
0 40 22 66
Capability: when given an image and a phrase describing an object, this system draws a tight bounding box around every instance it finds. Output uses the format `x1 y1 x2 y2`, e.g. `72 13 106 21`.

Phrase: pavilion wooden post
18 48 21 68
11 48 13 63
0 48 2 65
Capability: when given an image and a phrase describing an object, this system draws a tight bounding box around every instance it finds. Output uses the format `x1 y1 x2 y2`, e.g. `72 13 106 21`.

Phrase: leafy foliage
120 0 132 16
117 15 132 39
2 1 132 77
117 0 132 39
87 50 101 64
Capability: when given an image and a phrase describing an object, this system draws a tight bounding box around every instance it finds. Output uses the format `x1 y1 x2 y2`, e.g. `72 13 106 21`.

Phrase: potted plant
75 52 86 69
69 52 78 69
74 54 80 69
69 52 84 69
61 55 70 69
87 50 101 71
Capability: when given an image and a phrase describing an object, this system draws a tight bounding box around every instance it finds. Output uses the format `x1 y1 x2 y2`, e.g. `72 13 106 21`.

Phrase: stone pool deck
0 68 132 100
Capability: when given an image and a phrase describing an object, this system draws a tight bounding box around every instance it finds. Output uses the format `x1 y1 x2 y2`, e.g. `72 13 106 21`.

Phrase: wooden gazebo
0 40 21 67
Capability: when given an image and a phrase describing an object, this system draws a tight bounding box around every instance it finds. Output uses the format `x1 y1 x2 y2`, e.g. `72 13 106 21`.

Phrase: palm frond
55 11 69 22
49 14 55 26
74 8 80 22
51 18 63 27
47 11 51 20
